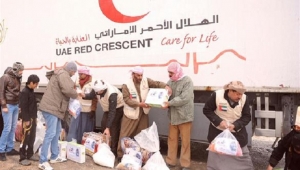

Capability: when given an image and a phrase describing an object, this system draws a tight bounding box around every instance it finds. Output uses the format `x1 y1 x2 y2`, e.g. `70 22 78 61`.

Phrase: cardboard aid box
82 132 111 156
66 142 85 163
38 140 67 160
145 88 169 108
58 141 68 159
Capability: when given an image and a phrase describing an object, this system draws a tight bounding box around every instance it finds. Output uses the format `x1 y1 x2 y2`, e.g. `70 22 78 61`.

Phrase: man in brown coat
38 61 79 170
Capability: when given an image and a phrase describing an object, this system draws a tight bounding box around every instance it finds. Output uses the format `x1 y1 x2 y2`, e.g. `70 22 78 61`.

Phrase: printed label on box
145 88 169 108
67 142 86 163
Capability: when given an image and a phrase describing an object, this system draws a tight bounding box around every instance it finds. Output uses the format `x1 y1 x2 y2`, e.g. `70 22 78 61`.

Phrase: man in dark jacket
267 108 300 170
82 79 124 157
38 61 78 170
0 67 12 137
0 62 24 161
19 74 40 166
203 81 253 170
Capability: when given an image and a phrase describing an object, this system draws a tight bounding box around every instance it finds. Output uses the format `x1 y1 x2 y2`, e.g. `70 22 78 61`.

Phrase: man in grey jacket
38 61 78 170
163 61 194 170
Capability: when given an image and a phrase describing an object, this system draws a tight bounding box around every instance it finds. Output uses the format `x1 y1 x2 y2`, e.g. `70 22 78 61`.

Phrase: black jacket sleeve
232 96 251 132
106 93 117 128
19 89 30 121
269 131 294 167
203 92 223 127
83 89 97 100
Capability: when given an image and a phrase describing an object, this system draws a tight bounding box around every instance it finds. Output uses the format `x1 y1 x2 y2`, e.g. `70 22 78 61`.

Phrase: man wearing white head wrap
81 79 124 157
116 66 170 160
203 80 253 170
130 66 144 75
38 61 79 170
163 61 194 170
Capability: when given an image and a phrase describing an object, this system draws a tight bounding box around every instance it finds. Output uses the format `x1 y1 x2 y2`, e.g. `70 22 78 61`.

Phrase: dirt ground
2 136 285 170
2 141 206 170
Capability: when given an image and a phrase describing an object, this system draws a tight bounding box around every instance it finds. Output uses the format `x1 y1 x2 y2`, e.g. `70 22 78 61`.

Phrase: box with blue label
145 88 169 108
66 142 86 163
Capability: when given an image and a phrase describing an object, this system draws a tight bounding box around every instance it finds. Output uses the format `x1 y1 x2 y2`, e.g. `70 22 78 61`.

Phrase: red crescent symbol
99 0 149 23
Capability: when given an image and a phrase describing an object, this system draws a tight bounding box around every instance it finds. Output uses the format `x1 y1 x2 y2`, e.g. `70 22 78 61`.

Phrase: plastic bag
134 122 159 152
116 151 142 170
121 137 141 154
68 98 81 119
142 151 169 170
207 129 243 156
15 119 23 142
34 111 46 153
140 148 154 164
93 143 115 168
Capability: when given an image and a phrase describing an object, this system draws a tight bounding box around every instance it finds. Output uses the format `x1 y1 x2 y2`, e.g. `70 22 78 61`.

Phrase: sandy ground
1 136 285 170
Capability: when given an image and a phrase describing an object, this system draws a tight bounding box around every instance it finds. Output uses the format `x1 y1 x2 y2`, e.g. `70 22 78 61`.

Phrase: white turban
130 66 144 74
93 79 107 92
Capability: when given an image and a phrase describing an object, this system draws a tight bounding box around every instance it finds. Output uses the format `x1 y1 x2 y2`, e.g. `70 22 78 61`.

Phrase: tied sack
207 129 243 156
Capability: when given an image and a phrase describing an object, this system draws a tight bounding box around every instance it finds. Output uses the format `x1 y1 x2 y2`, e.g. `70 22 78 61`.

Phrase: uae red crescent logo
98 0 149 23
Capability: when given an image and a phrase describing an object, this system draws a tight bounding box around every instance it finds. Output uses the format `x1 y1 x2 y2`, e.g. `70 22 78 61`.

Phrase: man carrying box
117 66 171 161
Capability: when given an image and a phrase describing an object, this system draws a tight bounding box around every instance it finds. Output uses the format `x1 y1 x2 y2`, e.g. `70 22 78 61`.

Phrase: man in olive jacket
163 62 194 170
38 61 78 170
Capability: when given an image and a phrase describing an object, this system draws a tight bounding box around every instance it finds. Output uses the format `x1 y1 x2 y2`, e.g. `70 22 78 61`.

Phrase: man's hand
266 165 273 170
228 123 235 132
2 107 8 113
24 121 30 126
165 86 172 96
78 93 85 98
162 102 169 109
219 120 229 129
139 102 149 108
103 128 110 137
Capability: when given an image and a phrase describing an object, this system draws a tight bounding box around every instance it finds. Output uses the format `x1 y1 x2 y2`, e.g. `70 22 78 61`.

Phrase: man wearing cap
267 107 300 170
66 66 97 143
117 66 169 160
38 61 79 170
0 63 24 161
81 79 124 157
203 81 253 170
162 61 194 170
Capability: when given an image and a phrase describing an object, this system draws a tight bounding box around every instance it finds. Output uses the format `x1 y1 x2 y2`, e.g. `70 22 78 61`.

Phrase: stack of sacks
116 137 143 170
116 122 170 170
135 122 169 170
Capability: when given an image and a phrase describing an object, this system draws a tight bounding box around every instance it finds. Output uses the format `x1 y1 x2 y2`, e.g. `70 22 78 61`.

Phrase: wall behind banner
0 0 299 87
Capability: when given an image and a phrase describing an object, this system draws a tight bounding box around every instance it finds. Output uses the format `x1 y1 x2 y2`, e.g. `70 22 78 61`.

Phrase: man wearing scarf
203 81 253 170
117 66 169 161
67 66 97 143
162 62 194 170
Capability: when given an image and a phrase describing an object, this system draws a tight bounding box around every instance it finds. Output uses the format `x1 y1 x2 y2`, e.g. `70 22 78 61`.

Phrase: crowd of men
0 61 299 170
